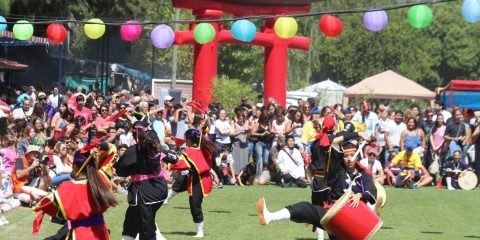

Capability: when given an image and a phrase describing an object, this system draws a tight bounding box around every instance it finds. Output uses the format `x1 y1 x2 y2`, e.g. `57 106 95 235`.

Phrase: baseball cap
311 107 320 114
37 92 47 99
342 107 352 114
164 95 174 101
404 140 416 151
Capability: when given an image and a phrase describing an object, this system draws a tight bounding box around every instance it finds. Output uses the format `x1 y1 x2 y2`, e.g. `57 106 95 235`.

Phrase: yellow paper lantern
84 18 105 39
274 17 298 39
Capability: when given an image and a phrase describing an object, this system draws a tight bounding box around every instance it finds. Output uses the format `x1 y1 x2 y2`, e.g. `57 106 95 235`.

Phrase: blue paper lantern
231 20 256 42
363 9 388 32
0 16 6 32
462 0 480 24
150 24 175 49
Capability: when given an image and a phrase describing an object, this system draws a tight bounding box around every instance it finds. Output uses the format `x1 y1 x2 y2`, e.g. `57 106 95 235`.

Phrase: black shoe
282 182 292 188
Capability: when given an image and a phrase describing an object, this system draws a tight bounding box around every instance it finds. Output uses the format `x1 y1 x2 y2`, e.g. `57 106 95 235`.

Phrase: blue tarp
116 64 152 81
440 91 480 110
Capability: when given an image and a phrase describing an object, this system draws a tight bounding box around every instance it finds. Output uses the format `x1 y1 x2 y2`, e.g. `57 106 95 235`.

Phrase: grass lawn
1 184 479 240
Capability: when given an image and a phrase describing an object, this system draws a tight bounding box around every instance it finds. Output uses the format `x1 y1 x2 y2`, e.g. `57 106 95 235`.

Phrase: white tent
290 79 345 106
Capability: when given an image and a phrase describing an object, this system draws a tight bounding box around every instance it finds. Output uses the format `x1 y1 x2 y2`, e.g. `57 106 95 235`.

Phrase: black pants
190 171 204 223
172 174 188 193
311 176 330 205
286 201 327 229
122 197 163 240
282 173 307 188
475 143 480 182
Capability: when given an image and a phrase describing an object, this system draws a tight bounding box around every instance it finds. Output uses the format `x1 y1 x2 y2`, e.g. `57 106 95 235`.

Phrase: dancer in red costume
32 141 118 240
168 129 219 238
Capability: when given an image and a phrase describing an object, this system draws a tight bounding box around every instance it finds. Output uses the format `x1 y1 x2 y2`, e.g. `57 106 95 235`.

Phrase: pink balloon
120 20 142 41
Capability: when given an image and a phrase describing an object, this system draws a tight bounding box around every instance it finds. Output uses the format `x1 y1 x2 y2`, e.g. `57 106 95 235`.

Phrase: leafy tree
212 77 257 117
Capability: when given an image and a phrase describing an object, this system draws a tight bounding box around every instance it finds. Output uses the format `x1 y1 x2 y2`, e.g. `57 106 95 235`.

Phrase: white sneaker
193 232 204 238
448 186 455 191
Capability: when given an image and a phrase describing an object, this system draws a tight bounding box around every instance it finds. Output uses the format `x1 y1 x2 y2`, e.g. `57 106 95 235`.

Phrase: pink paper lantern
120 20 142 41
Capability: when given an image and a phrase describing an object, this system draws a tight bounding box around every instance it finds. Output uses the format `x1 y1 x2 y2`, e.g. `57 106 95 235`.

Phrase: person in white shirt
432 100 452 123
276 136 307 188
11 99 33 120
360 149 385 185
385 110 407 160
352 100 378 136
46 86 61 109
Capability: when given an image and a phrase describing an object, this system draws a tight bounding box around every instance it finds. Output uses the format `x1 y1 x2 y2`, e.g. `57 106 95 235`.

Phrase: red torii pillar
174 10 310 107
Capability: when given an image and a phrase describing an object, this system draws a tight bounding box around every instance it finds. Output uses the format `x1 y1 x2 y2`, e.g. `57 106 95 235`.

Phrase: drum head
458 171 478 190
374 182 387 207
320 191 352 227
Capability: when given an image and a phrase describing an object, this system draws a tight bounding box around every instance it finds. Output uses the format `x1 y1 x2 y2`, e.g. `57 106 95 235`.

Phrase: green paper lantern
13 20 34 40
407 5 433 29
274 17 298 39
193 23 216 44
84 18 105 39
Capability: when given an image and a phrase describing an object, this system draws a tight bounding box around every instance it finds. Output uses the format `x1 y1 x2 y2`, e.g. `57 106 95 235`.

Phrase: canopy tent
1 30 60 47
437 80 480 109
293 79 345 105
343 70 435 100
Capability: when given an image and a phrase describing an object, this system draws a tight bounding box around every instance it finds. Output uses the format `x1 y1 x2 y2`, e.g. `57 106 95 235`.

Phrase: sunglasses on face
368 153 376 157
101 109 108 112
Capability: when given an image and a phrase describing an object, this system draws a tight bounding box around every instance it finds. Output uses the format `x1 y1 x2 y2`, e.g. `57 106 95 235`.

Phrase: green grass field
1 185 479 240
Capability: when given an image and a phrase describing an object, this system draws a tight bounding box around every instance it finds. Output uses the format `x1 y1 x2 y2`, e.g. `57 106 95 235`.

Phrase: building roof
0 58 28 71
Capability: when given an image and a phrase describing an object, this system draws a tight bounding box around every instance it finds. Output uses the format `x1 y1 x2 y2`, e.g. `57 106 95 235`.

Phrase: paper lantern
13 20 34 40
84 18 105 39
319 15 343 37
0 16 7 32
150 24 175 49
46 23 67 43
274 17 298 39
120 20 142 41
364 9 388 32
407 5 433 29
193 23 216 44
461 0 480 23
231 20 256 42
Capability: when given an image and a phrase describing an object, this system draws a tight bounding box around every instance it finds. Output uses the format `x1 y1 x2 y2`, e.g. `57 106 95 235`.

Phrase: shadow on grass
294 238 316 240
247 214 257 217
208 210 231 213
381 226 394 230
464 236 480 238
173 207 190 210
164 231 197 236
420 231 443 234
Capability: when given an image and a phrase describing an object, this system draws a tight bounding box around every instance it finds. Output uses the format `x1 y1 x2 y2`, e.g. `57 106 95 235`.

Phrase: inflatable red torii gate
173 0 311 107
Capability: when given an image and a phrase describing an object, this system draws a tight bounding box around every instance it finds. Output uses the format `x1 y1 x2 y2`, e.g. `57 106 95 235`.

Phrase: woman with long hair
168 128 220 238
17 125 36 156
430 114 446 175
250 111 274 180
33 141 118 239
32 117 48 150
54 107 75 138
116 119 178 240
51 103 67 136
50 141 74 187
400 117 426 158
30 102 50 130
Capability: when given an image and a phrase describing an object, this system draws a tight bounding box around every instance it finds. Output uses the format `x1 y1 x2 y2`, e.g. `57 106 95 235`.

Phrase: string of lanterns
0 1 476 47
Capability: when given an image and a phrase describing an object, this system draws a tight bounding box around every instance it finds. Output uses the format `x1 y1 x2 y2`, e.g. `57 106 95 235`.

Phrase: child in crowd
236 162 256 186
217 148 237 185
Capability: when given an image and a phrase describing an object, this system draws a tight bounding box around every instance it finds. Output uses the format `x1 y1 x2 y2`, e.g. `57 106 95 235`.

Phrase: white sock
121 236 135 240
266 208 291 224
165 189 177 204
193 221 204 238
156 222 166 240
446 177 455 190
315 228 324 240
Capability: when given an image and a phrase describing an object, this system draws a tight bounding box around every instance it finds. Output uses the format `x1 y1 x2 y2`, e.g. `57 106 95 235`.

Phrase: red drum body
320 191 383 240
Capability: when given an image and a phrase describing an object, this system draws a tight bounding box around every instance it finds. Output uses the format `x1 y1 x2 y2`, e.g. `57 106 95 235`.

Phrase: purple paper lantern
150 24 175 49
120 20 142 41
363 9 388 32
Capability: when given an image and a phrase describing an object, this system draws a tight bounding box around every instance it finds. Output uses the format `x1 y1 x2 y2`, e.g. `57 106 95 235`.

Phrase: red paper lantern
319 15 343 37
46 23 67 43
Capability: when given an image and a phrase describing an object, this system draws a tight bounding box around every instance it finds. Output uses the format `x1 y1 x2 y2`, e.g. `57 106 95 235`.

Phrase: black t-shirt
444 120 466 138
15 158 40 185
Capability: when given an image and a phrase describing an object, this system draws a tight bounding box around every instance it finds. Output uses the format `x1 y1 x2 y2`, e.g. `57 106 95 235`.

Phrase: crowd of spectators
1 84 480 226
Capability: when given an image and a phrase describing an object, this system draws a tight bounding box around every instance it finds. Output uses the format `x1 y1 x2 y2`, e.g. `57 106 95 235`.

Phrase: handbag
428 153 439 175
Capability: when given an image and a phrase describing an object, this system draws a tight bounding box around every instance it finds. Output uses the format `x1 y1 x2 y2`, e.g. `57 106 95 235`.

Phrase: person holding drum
256 132 377 240
444 150 473 190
